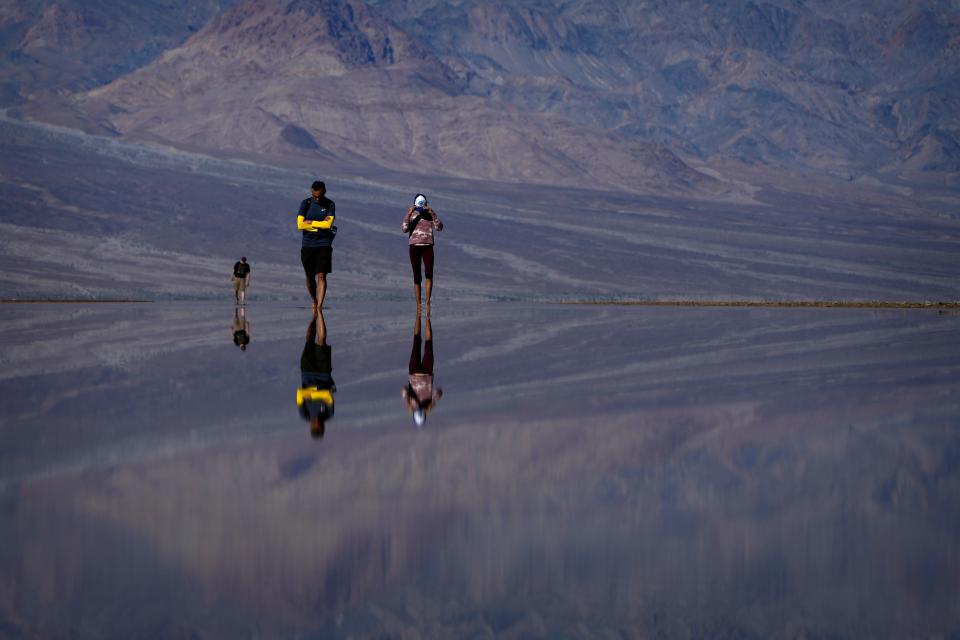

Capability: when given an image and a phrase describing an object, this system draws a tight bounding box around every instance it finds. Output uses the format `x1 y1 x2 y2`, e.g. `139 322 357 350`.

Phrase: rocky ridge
62 0 726 196
0 0 240 102
3 0 958 196
373 0 960 180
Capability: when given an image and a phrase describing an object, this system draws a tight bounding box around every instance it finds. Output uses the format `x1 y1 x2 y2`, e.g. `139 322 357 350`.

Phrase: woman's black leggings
409 245 434 284
409 335 434 375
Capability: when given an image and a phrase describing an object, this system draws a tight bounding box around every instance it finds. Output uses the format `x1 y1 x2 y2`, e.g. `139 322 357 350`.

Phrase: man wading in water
296 180 336 310
232 256 251 305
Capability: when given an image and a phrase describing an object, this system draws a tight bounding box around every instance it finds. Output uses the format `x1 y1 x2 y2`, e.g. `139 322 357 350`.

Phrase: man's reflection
232 306 251 351
297 310 335 439
402 312 442 427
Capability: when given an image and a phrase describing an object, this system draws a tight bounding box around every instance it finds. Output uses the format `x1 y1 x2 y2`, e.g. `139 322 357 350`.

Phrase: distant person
297 309 336 440
402 312 442 427
232 256 251 305
297 180 336 310
231 306 250 351
401 193 443 311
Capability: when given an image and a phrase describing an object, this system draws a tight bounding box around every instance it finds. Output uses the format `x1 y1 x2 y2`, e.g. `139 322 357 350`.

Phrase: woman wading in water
401 193 444 311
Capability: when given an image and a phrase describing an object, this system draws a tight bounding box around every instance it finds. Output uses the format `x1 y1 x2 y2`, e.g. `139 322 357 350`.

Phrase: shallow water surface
1 302 958 638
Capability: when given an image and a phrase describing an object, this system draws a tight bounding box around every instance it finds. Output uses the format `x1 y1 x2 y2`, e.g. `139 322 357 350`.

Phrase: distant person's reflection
402 312 442 427
297 310 336 439
232 306 250 351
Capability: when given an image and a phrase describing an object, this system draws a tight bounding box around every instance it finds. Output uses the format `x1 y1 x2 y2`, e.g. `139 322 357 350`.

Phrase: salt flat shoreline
0 299 153 304
561 300 960 309
2 299 958 309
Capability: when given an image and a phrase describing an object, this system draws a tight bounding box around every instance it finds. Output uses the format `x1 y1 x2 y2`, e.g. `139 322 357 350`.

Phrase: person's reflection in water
402 312 442 427
232 306 251 351
297 310 336 439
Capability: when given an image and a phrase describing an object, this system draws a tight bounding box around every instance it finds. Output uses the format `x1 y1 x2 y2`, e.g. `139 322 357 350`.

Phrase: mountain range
4 0 958 197
0 1 239 100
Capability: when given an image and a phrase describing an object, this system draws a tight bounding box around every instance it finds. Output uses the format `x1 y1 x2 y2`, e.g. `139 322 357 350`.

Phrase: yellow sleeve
297 215 317 232
312 215 335 230
297 387 333 406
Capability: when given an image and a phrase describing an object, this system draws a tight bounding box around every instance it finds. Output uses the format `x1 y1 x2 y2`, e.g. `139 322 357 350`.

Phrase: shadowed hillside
3 112 959 302
6 0 958 195
50 0 726 196
0 0 240 102
372 0 960 182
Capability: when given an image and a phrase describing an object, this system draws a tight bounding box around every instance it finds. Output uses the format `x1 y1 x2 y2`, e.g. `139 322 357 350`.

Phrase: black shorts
301 246 332 278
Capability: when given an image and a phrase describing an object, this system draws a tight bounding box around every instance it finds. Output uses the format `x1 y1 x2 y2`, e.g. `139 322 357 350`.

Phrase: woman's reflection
297 310 336 440
402 312 443 427
231 306 250 351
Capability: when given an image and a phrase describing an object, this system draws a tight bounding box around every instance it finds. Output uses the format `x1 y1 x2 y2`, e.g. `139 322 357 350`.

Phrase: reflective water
1 302 959 638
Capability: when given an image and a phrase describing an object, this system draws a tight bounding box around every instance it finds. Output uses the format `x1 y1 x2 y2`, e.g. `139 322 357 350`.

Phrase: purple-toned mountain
372 0 960 181
0 0 240 103
10 0 958 195
55 0 727 196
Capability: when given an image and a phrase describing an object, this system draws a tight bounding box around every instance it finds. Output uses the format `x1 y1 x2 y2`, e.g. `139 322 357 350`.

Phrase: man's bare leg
424 278 433 313
305 275 318 308
315 308 326 345
316 273 327 310
413 283 422 310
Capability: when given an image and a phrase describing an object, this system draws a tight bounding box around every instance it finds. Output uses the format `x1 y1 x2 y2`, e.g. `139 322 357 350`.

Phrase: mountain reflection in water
0 302 957 639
